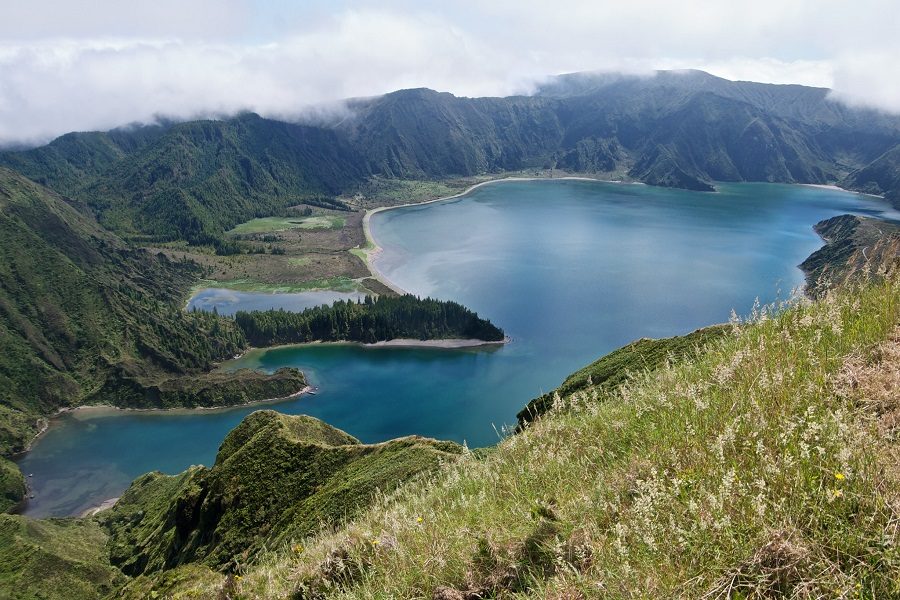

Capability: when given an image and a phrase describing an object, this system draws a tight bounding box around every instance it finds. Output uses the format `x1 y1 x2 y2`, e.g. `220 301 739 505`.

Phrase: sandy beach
80 497 119 517
41 385 313 421
363 337 509 349
800 183 884 198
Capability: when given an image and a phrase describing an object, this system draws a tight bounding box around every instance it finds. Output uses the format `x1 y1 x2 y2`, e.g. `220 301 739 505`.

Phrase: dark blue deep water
17 180 898 517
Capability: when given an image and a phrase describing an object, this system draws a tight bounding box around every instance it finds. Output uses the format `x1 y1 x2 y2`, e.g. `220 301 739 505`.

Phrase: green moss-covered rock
0 457 26 513
517 325 729 427
0 514 124 599
100 411 462 575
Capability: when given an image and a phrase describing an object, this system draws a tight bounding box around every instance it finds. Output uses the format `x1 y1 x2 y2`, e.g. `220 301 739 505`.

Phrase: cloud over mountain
1 1 898 145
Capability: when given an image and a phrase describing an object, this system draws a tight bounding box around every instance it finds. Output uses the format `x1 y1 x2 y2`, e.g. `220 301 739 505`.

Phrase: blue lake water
16 180 899 517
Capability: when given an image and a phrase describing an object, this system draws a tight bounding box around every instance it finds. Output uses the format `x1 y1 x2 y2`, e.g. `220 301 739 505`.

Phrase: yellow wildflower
834 472 845 481
416 517 423 524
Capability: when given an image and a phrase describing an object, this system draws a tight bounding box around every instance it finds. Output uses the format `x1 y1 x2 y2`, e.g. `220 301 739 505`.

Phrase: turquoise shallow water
16 180 898 517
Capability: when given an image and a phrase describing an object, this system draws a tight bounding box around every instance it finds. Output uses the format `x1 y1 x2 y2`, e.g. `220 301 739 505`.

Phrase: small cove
16 179 899 517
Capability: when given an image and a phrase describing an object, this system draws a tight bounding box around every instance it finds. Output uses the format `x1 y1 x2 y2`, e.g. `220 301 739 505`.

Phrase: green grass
347 177 465 208
0 514 124 599
349 238 376 263
227 216 345 235
0 457 25 513
518 325 730 427
195 276 363 294
99 412 462 577
213 277 900 599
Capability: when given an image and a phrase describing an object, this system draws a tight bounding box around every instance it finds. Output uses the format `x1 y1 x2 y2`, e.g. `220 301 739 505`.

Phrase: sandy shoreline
235 336 511 357
33 385 314 425
80 497 119 518
800 183 885 198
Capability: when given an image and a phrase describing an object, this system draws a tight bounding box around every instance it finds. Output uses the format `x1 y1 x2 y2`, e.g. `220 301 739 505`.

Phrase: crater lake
16 179 899 517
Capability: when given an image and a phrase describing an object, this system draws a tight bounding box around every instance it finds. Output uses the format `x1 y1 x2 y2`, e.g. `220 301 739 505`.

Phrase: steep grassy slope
842 143 900 208
0 457 25 513
0 125 169 196
0 514 124 599
82 114 369 243
517 325 729 427
203 277 899 599
99 411 462 576
0 168 305 455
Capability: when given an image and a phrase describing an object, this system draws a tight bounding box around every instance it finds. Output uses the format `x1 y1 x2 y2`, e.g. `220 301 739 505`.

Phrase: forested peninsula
233 294 505 346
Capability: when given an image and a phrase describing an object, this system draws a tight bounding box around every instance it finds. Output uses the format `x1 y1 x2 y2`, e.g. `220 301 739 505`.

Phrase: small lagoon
186 288 367 316
17 180 899 517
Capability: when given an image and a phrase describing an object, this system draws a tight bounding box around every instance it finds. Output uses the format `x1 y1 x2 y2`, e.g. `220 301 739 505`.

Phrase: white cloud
0 1 898 145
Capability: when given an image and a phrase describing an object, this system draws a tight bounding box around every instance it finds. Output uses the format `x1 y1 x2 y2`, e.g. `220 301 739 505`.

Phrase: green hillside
0 125 169 196
801 214 900 297
517 325 729 428
81 114 369 243
0 168 305 455
98 411 461 574
0 514 124 600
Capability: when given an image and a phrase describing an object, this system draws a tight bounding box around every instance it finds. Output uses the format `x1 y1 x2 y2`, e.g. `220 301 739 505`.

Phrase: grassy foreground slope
517 325 729 428
0 514 124 600
196 277 900 599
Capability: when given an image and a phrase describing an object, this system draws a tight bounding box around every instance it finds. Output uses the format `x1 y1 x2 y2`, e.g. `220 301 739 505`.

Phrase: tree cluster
234 294 504 346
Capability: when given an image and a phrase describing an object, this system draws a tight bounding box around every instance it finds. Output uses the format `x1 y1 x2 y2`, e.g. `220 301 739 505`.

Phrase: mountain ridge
4 69 899 244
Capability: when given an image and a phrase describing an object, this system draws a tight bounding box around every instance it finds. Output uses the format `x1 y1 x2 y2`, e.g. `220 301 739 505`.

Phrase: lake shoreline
360 176 642 295
17 385 314 443
799 182 885 198
80 497 119 518
234 336 511 357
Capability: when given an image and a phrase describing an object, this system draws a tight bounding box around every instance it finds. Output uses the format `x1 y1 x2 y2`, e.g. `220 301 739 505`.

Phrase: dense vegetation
98 411 461 575
3 70 900 245
0 168 304 456
0 458 25 513
0 514 124 599
233 295 504 346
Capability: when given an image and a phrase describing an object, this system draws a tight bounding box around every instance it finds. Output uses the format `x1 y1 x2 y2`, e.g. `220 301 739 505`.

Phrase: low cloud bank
2 4 898 146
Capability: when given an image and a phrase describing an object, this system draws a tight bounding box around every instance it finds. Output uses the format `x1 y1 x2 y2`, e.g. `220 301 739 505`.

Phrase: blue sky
1 0 898 144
